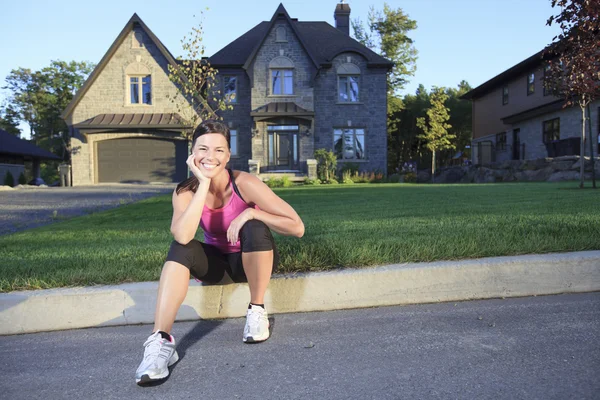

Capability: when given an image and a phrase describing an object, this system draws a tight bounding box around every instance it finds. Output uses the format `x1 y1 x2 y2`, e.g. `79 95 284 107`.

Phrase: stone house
461 50 599 165
62 3 392 185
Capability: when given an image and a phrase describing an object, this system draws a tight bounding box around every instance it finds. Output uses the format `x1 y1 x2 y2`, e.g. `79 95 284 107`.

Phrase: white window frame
129 74 152 105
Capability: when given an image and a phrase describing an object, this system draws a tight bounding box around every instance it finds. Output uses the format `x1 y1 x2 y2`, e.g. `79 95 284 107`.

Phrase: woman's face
192 133 230 178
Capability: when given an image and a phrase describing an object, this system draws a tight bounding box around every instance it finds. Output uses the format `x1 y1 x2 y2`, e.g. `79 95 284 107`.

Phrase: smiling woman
134 120 305 385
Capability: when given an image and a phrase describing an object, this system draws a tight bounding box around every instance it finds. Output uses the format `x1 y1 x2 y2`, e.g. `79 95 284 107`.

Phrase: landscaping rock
548 170 580 182
436 167 465 183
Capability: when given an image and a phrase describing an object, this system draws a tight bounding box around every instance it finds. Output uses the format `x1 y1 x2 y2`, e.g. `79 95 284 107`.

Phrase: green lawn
1 182 599 292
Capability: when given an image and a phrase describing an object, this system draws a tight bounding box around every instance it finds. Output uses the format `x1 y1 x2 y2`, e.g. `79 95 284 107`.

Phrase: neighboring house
461 50 599 165
62 2 392 185
0 129 61 185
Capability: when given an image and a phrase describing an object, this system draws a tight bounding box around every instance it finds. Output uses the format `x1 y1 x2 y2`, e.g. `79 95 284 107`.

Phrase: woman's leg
242 251 273 305
152 261 190 334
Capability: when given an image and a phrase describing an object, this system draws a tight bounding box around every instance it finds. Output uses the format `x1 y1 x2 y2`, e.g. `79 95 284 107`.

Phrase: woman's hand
227 208 254 245
187 154 210 184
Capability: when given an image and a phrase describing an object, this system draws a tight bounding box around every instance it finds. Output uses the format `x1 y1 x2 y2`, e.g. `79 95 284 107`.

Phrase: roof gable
242 4 319 71
61 13 179 120
208 5 393 69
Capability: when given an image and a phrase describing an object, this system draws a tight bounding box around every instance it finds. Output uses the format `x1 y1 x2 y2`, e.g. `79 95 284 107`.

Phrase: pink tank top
200 171 255 253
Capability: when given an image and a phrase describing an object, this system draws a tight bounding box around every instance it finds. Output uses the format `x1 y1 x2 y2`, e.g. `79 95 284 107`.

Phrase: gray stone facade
472 99 600 165
66 26 189 185
219 21 388 175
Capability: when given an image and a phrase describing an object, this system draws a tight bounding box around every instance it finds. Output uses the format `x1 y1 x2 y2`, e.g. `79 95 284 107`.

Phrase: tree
3 60 95 159
442 81 472 165
167 10 231 136
352 3 418 95
0 104 21 137
544 0 600 188
416 87 454 182
352 3 418 173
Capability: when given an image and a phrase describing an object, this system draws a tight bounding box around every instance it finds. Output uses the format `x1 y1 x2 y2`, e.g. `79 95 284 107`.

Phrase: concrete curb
1 251 599 335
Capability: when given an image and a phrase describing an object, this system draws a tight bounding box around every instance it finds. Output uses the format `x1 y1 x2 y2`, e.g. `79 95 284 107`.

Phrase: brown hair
176 120 231 195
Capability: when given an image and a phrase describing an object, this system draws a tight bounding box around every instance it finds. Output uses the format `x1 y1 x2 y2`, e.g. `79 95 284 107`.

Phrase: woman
135 120 304 384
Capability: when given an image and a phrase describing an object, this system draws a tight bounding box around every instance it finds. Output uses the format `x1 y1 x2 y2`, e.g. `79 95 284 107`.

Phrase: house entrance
267 125 299 171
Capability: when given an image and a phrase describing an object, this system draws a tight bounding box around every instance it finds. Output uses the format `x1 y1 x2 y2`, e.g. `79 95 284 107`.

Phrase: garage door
97 138 187 183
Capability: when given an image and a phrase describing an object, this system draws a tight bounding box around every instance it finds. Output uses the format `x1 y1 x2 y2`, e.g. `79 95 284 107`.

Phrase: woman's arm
236 172 304 238
170 181 210 245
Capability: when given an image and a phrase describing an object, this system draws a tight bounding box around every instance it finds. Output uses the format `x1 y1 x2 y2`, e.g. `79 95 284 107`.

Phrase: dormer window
337 63 361 102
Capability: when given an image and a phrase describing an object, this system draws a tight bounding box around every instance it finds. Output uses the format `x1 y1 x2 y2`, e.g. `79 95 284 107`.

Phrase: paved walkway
1 293 598 400
0 184 174 235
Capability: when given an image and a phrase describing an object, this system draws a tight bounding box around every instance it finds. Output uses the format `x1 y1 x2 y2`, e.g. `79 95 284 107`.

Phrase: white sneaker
243 305 270 343
135 332 179 384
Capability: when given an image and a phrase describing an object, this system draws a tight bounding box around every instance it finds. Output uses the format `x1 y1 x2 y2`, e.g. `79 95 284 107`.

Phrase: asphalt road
1 293 598 400
0 184 174 235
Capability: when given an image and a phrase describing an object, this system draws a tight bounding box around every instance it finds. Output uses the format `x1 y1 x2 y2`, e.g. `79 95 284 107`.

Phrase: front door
267 125 299 170
513 129 521 160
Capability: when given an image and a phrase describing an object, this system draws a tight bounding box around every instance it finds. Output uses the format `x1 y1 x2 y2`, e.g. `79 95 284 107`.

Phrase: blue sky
1 0 560 137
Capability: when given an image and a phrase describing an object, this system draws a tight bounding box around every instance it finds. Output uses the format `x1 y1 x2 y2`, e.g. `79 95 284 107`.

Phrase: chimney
334 1 351 35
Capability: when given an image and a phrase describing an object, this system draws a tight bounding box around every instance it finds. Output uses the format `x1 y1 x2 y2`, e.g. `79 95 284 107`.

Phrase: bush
265 176 294 188
3 170 15 187
18 172 27 185
314 149 337 181
303 177 321 185
350 171 369 183
264 177 283 188
341 170 354 184
403 172 417 183
280 176 294 188
326 178 339 185
387 173 401 183
340 162 359 177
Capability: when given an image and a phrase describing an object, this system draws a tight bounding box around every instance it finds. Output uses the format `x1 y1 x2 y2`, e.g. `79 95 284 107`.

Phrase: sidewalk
1 250 599 335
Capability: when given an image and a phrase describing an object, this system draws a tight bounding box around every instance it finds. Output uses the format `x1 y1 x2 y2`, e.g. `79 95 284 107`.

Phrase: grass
0 181 599 292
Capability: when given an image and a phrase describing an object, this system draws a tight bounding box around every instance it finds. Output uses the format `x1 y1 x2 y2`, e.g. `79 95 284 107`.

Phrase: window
333 128 365 160
496 132 507 151
337 63 361 103
502 85 509 105
223 76 237 103
271 69 293 95
130 75 152 105
230 129 238 156
543 64 551 96
527 73 535 95
543 118 560 143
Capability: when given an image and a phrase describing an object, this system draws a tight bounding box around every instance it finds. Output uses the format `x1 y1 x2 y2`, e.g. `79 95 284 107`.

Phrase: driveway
0 184 175 236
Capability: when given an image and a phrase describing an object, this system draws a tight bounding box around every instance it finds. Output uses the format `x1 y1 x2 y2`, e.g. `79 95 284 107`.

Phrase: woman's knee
240 220 274 252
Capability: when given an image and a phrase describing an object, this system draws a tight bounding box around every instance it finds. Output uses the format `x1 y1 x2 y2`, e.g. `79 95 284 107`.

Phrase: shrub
314 149 337 181
326 178 339 185
18 172 27 185
340 162 359 177
303 178 321 185
351 171 369 184
3 170 15 187
403 172 417 183
280 176 294 188
367 171 385 183
264 177 283 188
387 173 401 183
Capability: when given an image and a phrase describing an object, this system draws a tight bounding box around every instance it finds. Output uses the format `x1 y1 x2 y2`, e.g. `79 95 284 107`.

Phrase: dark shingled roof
73 113 189 129
209 5 392 69
0 129 61 160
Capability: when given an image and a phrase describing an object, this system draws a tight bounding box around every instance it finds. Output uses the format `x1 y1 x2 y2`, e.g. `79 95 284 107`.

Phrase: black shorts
165 220 279 284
